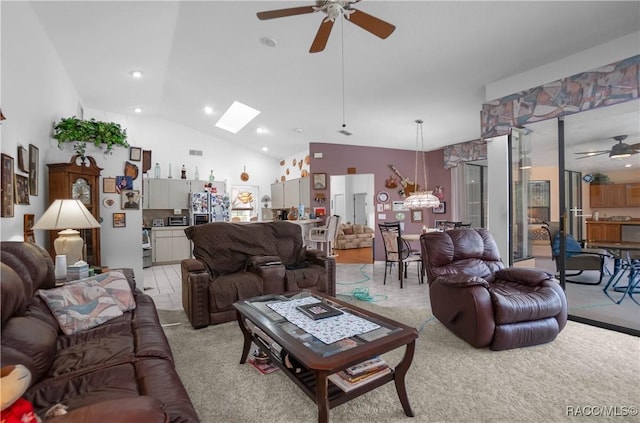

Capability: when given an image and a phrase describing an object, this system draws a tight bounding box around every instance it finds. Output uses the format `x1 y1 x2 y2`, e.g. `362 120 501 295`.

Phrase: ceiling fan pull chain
341 17 347 129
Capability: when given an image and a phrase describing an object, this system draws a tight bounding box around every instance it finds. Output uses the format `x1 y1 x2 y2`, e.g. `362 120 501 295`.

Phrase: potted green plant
52 116 129 160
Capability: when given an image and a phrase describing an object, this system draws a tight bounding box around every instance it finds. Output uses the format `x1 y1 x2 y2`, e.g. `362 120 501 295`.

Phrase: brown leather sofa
182 221 336 328
0 241 199 422
420 228 567 351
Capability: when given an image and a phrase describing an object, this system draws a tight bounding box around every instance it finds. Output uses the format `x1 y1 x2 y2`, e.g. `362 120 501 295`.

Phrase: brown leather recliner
420 228 567 351
182 221 336 328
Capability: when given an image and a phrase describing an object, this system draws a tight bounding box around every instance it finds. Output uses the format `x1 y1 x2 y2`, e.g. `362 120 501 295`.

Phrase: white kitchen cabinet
152 228 191 264
144 179 193 210
271 177 310 209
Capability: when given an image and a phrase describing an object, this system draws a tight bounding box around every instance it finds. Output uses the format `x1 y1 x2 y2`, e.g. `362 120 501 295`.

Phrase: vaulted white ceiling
29 1 640 171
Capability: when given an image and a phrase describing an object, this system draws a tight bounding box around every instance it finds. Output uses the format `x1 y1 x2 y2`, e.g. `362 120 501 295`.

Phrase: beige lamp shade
32 199 101 264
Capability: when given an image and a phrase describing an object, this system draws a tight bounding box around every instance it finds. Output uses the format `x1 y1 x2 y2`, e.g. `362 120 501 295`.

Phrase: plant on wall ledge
53 116 129 161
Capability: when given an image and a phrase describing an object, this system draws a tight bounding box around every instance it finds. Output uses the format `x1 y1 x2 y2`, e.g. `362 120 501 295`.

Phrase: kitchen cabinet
271 177 310 209
589 183 636 208
152 228 191 263
625 183 640 207
144 179 192 210
586 222 621 242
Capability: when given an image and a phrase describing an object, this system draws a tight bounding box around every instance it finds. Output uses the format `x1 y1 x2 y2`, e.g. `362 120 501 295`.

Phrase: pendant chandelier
403 119 440 209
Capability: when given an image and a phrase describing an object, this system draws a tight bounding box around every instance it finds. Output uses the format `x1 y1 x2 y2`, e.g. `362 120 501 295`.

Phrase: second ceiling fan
574 135 640 160
257 0 396 53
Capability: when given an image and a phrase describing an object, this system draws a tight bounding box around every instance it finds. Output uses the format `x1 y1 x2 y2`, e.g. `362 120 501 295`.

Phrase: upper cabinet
271 177 310 209
143 179 192 210
589 183 639 208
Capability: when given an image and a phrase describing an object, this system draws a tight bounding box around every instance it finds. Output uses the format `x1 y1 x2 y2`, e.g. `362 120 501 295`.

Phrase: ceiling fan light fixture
609 142 632 159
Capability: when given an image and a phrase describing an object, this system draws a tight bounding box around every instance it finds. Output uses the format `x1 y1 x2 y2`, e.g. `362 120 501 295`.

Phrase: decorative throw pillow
37 282 123 335
342 226 354 235
74 271 136 312
552 233 583 257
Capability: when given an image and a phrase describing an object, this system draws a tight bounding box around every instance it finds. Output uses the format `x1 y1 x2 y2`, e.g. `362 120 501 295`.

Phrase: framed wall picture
129 146 142 161
432 202 446 214
113 212 126 228
410 209 423 223
313 173 326 190
115 175 133 193
434 220 447 231
15 174 30 205
28 144 39 196
17 146 28 173
1 154 14 217
103 177 117 193
121 189 140 210
24 213 35 242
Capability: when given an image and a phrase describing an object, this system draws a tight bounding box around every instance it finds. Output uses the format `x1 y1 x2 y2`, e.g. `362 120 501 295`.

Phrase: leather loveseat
182 221 336 328
420 228 568 351
0 241 199 422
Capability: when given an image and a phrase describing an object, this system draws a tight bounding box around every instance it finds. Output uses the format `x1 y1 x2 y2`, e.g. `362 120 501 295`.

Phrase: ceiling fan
574 135 640 159
256 0 396 53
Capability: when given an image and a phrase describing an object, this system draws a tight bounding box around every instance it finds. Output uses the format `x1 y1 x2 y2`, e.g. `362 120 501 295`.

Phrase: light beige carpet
159 303 639 423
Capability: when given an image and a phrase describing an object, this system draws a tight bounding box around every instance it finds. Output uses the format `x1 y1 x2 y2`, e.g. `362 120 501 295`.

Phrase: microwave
167 216 188 226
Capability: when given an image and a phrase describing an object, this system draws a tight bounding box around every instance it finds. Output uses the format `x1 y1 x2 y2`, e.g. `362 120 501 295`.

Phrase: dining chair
378 221 423 288
309 215 341 256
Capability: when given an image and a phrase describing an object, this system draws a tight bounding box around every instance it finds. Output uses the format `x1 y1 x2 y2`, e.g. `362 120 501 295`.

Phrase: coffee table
233 291 419 423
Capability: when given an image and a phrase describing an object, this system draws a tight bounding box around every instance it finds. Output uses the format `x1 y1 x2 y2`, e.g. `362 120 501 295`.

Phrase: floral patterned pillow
38 281 123 335
78 271 136 312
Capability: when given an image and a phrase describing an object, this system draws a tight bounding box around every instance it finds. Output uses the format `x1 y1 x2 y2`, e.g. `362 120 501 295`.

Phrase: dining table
585 241 640 305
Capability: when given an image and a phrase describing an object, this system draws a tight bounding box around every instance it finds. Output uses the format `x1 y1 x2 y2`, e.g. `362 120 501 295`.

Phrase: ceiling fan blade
347 9 396 39
574 150 609 155
257 6 316 20
575 151 610 159
310 19 334 53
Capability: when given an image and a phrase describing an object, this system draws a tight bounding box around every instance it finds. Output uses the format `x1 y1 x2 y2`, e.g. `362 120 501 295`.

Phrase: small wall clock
376 191 389 203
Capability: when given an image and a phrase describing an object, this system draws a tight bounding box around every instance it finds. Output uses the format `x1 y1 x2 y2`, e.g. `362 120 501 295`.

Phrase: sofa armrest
45 397 169 423
435 273 489 288
181 258 210 329
304 249 327 261
494 267 555 286
248 258 286 295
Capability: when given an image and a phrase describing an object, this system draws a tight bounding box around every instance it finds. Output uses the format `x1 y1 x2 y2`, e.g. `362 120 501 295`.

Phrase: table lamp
32 199 101 277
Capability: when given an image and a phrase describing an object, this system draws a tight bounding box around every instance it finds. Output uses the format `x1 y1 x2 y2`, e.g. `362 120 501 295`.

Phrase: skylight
215 101 260 134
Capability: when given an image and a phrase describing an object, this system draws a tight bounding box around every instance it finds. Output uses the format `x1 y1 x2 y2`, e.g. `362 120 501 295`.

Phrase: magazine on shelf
248 358 279 375
328 367 392 392
345 356 387 377
296 302 343 320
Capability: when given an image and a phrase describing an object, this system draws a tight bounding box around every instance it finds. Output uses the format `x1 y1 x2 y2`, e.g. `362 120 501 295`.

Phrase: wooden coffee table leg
236 311 251 364
394 340 416 417
315 371 330 423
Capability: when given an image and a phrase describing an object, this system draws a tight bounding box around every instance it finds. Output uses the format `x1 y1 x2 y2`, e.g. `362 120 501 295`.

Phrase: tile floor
142 262 430 311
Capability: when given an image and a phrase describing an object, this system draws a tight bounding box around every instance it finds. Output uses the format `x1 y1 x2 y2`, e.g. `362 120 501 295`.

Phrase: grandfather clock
47 155 102 266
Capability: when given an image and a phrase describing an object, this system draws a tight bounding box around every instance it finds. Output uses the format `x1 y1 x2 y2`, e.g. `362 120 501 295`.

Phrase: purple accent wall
309 142 451 261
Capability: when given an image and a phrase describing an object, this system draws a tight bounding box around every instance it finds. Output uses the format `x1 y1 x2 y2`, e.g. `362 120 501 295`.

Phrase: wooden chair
378 221 423 288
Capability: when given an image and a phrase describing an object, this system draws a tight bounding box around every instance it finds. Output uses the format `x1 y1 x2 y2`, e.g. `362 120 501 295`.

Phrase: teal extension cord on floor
336 264 388 303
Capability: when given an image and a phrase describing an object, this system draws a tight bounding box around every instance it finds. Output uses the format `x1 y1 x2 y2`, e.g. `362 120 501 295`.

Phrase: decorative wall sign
392 200 408 211
28 144 38 196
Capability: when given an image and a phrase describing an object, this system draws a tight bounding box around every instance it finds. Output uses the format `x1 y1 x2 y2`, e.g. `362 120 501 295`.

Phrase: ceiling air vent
189 149 203 156
338 129 352 136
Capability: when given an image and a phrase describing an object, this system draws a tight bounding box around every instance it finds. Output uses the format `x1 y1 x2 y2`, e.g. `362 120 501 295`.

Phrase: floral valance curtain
480 55 640 139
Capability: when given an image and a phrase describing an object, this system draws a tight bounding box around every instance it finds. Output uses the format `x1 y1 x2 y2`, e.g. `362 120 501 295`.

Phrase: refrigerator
190 182 230 225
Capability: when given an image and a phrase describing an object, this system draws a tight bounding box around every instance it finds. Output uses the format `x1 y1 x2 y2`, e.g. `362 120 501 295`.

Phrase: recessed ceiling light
256 127 266 134
625 163 632 168
133 107 142 113
262 147 268 152
215 101 261 134
130 70 143 79
260 37 277 48
295 128 303 134
204 106 214 115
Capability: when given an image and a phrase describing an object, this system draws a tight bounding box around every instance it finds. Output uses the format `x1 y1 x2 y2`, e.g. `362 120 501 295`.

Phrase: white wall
1 3 281 286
